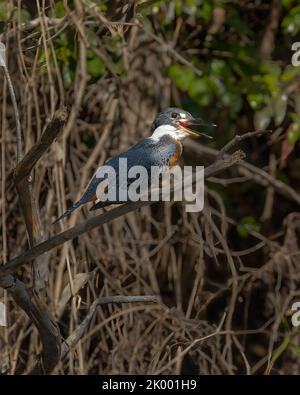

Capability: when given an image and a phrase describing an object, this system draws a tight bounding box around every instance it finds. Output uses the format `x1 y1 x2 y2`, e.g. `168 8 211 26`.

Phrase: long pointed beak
179 118 216 139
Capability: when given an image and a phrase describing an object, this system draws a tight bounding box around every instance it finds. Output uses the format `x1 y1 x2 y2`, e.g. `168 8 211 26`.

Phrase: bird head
151 107 216 141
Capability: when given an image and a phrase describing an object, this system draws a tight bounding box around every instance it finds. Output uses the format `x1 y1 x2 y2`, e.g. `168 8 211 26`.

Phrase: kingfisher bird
53 107 215 223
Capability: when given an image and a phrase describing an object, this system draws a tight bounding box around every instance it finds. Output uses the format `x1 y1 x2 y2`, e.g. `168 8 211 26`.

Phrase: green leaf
227 10 253 36
38 50 47 65
136 0 166 14
281 0 294 7
210 59 227 76
55 32 68 47
237 216 260 239
281 64 300 82
254 104 273 130
197 1 213 22
12 8 31 23
56 47 72 63
168 65 197 92
288 124 300 145
192 79 214 106
86 55 106 79
274 94 287 126
103 35 123 56
54 1 66 17
263 73 279 98
247 93 264 110
281 5 300 36
0 1 13 22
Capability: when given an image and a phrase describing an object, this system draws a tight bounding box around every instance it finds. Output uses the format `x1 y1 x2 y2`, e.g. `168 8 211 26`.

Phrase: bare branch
3 201 153 272
216 129 272 160
60 294 159 359
13 107 68 183
0 272 61 373
2 150 245 274
205 149 246 177
186 141 300 206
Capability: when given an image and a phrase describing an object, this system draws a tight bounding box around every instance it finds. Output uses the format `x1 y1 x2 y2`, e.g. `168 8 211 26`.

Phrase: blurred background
1 0 300 374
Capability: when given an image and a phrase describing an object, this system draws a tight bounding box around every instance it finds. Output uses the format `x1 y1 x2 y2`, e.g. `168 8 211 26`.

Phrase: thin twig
216 130 272 160
60 294 159 359
1 62 23 161
186 141 300 205
155 313 229 374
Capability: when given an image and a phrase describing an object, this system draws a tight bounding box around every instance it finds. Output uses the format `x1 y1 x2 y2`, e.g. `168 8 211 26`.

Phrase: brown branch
1 149 245 274
216 130 272 160
13 107 68 183
60 295 159 360
1 50 68 373
13 108 67 291
0 272 61 373
0 16 66 41
3 201 155 272
186 141 300 206
205 149 245 177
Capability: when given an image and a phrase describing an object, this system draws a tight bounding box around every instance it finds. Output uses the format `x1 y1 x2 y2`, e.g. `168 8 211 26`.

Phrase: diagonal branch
60 295 159 360
13 108 67 291
1 149 245 274
0 272 61 373
13 107 68 183
186 141 300 206
216 130 272 160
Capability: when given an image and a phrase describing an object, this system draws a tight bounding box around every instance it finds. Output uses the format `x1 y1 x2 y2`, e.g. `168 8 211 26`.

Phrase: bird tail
89 200 111 211
53 200 83 224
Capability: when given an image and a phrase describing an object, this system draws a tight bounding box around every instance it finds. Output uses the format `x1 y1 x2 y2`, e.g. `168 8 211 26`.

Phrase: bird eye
171 112 179 119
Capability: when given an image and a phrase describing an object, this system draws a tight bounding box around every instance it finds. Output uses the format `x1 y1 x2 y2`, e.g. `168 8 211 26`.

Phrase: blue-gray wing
85 136 181 209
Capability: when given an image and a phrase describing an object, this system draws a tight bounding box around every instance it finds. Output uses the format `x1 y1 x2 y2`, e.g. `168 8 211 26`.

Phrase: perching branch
1 149 245 274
